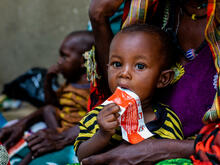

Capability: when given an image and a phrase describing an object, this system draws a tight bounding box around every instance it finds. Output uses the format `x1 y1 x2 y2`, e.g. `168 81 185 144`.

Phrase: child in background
0 30 94 165
74 24 184 162
39 30 93 133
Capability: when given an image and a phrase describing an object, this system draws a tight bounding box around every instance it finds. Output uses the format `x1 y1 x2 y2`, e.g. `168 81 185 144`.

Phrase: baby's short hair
120 24 177 69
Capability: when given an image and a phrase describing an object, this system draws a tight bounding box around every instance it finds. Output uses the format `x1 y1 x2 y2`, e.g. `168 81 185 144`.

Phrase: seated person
74 24 183 162
82 0 218 164
0 30 94 165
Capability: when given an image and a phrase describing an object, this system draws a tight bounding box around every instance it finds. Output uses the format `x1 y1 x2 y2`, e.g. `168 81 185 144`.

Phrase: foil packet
102 87 153 144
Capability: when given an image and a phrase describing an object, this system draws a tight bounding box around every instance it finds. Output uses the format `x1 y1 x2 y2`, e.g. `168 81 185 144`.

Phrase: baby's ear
157 69 174 88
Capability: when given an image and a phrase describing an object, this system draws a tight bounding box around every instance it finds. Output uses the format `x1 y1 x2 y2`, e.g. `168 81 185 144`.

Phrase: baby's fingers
105 121 120 133
105 113 119 122
104 103 120 115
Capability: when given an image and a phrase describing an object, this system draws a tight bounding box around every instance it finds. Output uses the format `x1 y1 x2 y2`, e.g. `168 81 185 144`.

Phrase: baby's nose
119 66 131 79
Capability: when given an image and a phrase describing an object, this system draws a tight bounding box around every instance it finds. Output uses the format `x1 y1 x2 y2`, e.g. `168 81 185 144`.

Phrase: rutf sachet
102 87 153 144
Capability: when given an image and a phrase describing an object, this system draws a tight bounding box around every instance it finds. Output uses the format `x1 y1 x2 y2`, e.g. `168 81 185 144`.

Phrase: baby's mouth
118 84 130 90
120 87 128 90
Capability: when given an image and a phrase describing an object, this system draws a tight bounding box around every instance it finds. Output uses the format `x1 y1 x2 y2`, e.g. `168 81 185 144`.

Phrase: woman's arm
81 139 194 165
26 126 80 158
89 0 124 88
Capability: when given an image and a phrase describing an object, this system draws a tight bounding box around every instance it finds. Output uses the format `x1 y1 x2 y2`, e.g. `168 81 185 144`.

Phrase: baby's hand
97 103 120 138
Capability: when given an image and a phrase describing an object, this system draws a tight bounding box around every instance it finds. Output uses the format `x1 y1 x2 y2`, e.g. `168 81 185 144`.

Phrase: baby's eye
112 62 122 68
135 63 145 70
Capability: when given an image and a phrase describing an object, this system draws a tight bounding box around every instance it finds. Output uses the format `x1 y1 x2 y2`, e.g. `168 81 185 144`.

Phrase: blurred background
0 0 90 120
0 0 90 92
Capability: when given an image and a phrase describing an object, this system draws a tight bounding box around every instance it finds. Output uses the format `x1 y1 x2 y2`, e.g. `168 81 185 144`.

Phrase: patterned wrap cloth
122 0 158 28
191 122 220 164
202 0 220 123
156 158 192 165
56 83 90 133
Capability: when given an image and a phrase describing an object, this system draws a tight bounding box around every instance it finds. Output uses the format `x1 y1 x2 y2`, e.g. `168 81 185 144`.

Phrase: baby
74 24 183 162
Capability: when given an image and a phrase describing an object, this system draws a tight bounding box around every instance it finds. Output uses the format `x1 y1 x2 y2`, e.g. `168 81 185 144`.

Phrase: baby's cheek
108 75 117 93
109 83 117 94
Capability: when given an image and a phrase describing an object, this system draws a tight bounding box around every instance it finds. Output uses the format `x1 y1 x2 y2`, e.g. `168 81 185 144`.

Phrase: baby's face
108 32 164 101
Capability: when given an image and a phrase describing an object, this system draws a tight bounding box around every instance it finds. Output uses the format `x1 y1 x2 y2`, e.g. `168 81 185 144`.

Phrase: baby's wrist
97 129 112 141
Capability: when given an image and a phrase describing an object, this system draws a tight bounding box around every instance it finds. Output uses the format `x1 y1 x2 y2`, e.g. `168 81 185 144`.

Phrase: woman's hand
89 0 124 22
0 123 26 149
26 127 79 158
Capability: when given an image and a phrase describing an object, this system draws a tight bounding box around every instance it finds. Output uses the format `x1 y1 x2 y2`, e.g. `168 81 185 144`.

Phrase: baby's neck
142 101 156 123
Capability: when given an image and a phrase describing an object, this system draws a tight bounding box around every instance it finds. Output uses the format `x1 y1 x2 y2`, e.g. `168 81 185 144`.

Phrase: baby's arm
77 103 120 161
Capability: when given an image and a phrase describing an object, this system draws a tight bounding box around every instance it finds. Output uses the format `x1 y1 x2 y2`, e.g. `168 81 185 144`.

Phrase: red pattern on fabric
87 83 106 111
151 0 159 15
122 0 131 24
191 122 220 164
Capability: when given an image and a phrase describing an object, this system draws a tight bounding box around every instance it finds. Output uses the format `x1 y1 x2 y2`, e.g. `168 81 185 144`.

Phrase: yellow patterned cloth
56 83 90 133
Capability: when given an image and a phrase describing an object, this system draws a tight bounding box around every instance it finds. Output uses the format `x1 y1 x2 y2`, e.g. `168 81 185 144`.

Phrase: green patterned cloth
156 158 193 165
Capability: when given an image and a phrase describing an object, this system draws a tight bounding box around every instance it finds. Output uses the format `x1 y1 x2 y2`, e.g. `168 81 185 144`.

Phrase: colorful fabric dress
56 83 90 132
74 103 184 153
161 44 216 137
190 122 220 165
